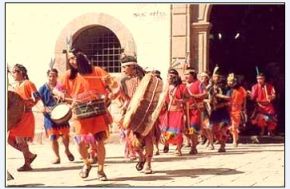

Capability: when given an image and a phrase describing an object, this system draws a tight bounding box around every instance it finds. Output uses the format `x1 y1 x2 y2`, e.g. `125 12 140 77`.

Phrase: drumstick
82 76 106 79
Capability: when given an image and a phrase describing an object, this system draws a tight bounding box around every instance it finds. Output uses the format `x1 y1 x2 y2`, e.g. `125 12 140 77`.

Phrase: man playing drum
115 54 155 174
38 68 74 164
8 64 39 171
54 50 112 181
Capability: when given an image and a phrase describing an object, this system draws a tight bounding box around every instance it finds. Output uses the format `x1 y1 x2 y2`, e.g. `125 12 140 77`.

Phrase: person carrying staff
159 68 187 156
8 64 39 171
248 72 277 136
54 50 112 181
184 68 204 155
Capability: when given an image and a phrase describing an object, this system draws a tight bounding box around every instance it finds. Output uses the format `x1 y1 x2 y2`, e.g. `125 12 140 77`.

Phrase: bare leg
8 137 35 165
51 140 60 163
62 135 74 161
96 140 106 174
185 135 191 147
189 134 198 155
78 141 92 178
144 135 153 174
259 127 265 136
218 126 227 152
95 139 108 181
154 139 160 156
231 127 239 147
207 129 214 150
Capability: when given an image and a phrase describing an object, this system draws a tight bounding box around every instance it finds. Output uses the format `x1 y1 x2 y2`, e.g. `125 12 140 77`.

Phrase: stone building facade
6 3 214 85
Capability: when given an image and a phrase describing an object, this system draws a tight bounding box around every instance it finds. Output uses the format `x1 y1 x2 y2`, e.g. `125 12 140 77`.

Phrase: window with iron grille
73 26 122 73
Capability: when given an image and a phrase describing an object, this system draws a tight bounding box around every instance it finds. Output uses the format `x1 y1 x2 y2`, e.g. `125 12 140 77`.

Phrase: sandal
52 158 60 164
189 148 198 155
144 167 153 174
163 145 169 153
17 164 32 172
155 150 160 156
79 164 92 178
218 147 226 152
66 153 75 162
135 161 146 171
174 150 182 156
97 171 108 181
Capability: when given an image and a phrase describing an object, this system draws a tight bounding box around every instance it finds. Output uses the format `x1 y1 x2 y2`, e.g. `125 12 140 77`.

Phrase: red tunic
185 80 203 134
251 83 276 115
251 83 277 129
159 84 186 145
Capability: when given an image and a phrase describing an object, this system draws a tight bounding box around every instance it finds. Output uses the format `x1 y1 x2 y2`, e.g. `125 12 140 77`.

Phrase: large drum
72 92 107 120
8 91 25 130
50 103 72 125
123 73 167 136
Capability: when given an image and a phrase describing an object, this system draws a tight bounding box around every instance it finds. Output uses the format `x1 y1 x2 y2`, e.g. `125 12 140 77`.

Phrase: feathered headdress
255 66 260 76
49 58 55 69
63 34 75 57
213 64 220 76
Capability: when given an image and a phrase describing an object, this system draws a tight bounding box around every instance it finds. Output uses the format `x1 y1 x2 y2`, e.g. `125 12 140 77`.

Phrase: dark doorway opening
209 5 285 133
73 26 122 73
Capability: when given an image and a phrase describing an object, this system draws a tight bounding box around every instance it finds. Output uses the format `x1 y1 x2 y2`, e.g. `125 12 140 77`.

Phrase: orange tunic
9 80 38 138
59 67 109 135
230 86 247 127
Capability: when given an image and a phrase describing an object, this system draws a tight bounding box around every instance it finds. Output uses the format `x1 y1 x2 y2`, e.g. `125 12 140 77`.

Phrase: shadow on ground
7 183 44 187
106 168 243 182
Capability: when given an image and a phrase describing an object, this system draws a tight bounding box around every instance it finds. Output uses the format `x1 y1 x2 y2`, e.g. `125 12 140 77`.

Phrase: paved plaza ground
6 134 284 187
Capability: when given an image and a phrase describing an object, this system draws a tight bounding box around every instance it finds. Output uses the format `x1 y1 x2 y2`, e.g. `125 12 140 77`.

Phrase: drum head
8 91 25 130
51 104 71 120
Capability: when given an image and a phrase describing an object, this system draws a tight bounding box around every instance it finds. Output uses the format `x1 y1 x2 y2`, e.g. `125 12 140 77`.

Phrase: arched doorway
73 25 122 73
208 4 285 133
54 12 136 73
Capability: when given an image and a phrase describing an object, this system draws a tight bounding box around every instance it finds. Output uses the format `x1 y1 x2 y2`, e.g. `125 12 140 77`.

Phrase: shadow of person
105 168 243 182
7 183 44 187
30 165 93 172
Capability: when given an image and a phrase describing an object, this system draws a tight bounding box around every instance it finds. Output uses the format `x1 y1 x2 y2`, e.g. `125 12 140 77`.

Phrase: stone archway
54 12 136 72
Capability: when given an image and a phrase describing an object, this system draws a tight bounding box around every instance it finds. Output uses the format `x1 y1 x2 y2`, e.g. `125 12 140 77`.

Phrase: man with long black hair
54 50 112 181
